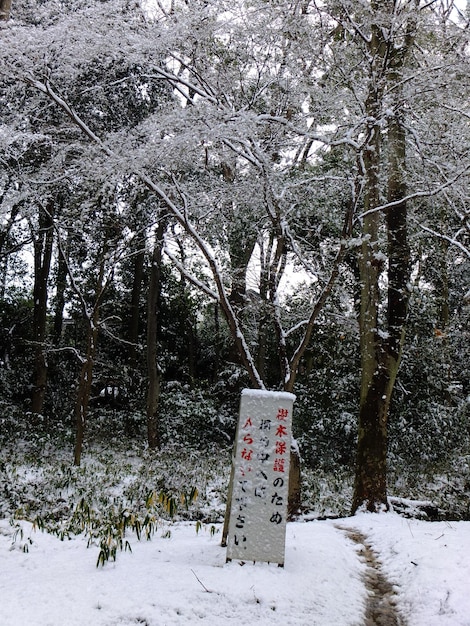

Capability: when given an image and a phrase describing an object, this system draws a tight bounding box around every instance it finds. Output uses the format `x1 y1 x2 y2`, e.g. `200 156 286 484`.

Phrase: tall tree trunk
73 259 106 466
31 200 54 415
52 234 68 345
352 3 389 512
173 237 198 387
128 246 145 367
352 7 414 512
73 313 99 466
352 92 410 514
436 217 450 330
212 302 220 382
353 117 387 512
146 222 164 450
124 244 146 435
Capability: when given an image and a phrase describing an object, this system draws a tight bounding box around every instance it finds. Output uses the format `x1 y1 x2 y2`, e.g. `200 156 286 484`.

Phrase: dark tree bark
122 243 146 436
128 246 145 368
351 4 414 513
146 221 164 450
73 308 100 466
73 252 108 466
31 200 55 415
52 234 68 345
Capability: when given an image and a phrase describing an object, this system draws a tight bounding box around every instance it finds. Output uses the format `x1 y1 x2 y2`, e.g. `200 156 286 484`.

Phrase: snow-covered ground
1 512 469 626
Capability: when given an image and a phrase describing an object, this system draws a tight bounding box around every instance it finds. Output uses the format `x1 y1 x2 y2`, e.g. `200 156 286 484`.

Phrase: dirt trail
337 526 406 626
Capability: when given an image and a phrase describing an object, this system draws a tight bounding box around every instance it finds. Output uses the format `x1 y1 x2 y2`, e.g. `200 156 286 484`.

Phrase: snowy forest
1 0 470 576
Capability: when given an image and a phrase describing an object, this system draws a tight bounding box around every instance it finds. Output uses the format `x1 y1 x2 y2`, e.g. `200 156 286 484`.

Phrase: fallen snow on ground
1 512 469 625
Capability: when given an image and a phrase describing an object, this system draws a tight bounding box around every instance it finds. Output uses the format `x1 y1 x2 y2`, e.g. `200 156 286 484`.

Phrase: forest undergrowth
1 404 470 566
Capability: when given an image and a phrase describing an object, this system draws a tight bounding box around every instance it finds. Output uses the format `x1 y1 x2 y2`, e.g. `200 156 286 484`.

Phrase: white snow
1 511 469 626
241 389 296 402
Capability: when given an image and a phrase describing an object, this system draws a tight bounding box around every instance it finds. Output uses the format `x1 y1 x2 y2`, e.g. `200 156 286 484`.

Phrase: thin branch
419 223 470 259
190 569 214 594
286 240 348 391
142 69 218 104
359 163 470 219
163 245 219 301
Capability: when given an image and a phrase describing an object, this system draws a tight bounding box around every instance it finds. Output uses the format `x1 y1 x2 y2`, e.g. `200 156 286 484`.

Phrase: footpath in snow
1 512 469 626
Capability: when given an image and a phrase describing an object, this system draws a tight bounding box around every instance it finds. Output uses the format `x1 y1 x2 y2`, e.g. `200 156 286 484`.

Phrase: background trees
0 0 468 514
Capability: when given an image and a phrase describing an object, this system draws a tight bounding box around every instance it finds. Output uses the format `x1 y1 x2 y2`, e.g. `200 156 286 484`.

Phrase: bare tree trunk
122 244 145 435
146 221 164 450
73 259 106 466
353 122 387 511
128 246 145 367
352 2 389 512
31 200 54 415
73 316 99 466
52 234 68 345
352 6 414 512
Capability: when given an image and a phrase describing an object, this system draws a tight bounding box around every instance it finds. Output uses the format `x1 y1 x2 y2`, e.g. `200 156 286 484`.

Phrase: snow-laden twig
284 319 309 338
162 245 219 301
142 69 218 104
419 224 470 259
359 163 470 219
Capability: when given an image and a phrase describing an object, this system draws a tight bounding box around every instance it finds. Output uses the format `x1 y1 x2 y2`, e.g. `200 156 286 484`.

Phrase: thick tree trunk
352 5 388 513
146 222 164 450
31 201 54 415
351 368 390 513
352 15 412 512
353 113 386 511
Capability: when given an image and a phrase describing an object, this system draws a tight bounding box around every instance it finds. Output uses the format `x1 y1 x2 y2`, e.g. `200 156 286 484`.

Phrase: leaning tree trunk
31 200 55 416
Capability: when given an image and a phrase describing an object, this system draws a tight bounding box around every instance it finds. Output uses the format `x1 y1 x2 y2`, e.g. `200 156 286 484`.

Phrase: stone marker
226 389 295 566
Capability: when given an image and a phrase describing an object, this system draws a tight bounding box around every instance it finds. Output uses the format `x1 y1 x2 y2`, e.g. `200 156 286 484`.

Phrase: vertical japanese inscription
226 390 295 566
